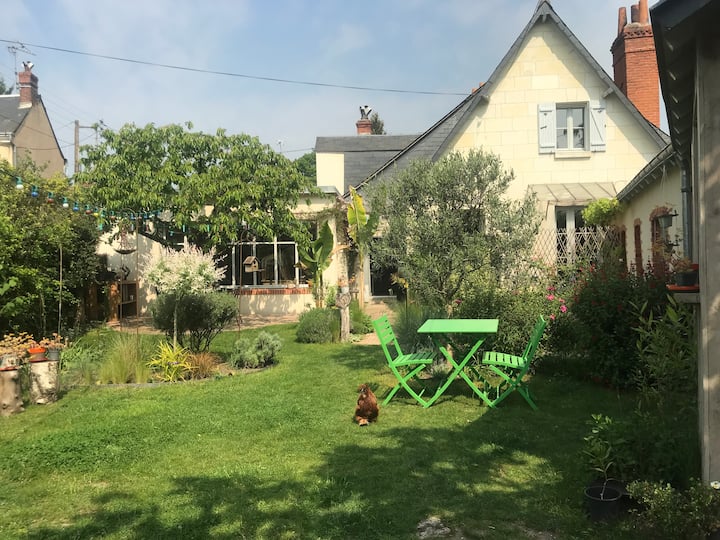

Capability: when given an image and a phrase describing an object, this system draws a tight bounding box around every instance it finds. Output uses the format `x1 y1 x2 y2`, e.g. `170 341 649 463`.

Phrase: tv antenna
7 42 35 86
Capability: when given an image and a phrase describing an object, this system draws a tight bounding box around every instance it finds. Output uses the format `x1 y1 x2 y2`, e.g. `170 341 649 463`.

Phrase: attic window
538 101 606 154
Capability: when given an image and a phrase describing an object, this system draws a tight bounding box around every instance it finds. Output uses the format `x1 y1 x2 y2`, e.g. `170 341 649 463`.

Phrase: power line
0 38 468 97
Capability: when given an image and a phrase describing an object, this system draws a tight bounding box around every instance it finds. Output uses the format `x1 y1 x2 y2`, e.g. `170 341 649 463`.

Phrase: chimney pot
630 3 639 23
638 0 649 24
617 7 627 35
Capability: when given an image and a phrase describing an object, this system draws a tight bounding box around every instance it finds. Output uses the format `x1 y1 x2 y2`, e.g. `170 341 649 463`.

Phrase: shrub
147 341 195 382
60 342 104 387
453 284 549 356
150 291 238 352
296 308 339 343
633 294 697 404
188 351 220 379
391 302 438 353
627 479 720 539
569 263 667 388
98 333 154 384
349 299 372 334
229 331 281 369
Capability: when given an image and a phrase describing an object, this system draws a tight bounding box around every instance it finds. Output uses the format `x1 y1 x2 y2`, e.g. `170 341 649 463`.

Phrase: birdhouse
243 256 259 273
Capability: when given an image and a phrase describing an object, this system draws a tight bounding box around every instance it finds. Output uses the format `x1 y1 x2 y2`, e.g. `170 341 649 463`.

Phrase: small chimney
610 1 660 126
18 62 39 108
356 105 372 135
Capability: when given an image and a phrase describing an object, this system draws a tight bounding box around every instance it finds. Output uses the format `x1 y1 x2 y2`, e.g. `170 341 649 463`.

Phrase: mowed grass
0 324 639 539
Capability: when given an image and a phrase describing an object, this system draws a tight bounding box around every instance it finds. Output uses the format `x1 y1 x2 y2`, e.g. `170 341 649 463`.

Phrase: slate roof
352 0 669 197
616 143 677 203
0 96 29 134
315 134 419 194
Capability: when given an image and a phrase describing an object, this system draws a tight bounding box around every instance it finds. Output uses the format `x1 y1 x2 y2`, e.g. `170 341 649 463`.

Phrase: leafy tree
347 186 378 306
0 162 102 336
370 112 386 135
77 123 315 249
368 149 540 312
294 152 316 183
0 76 13 95
143 245 225 348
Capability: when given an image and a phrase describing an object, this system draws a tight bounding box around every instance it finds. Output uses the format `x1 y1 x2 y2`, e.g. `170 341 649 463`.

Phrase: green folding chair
473 316 547 410
372 315 435 406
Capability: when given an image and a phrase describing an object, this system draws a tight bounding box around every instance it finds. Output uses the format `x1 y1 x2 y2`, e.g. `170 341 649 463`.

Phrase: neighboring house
0 63 66 177
616 144 683 275
649 0 720 484
327 0 668 300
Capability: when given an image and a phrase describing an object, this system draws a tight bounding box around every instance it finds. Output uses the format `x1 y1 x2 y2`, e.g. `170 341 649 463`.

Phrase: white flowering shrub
143 246 226 347
143 245 225 295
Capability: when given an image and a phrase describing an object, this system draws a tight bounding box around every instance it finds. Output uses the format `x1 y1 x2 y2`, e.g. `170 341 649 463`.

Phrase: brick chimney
356 105 372 135
18 62 39 108
610 0 660 126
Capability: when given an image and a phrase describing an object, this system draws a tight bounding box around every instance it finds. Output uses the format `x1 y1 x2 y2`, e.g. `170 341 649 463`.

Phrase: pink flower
550 314 556 321
560 304 568 313
546 294 555 301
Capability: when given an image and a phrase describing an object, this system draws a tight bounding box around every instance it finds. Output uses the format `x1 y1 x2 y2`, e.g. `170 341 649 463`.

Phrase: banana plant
347 186 379 306
297 221 335 307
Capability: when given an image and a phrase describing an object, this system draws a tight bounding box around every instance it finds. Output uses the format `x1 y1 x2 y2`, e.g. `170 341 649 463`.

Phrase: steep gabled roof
353 0 669 197
0 95 30 134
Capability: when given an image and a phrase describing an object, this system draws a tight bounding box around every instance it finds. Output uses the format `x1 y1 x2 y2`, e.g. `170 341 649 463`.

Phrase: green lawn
0 324 640 539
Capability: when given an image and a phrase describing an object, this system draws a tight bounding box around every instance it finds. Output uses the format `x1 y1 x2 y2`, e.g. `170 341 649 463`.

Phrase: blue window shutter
538 103 556 154
589 101 606 152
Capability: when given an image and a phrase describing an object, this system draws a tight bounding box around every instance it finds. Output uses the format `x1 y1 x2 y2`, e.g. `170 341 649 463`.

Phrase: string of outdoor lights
10 175 187 236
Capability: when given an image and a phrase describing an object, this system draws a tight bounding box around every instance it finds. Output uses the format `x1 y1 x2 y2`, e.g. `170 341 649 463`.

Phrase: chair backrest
521 316 547 364
372 315 404 363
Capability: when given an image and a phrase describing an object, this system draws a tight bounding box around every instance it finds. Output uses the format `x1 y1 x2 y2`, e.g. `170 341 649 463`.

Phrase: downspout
681 160 692 258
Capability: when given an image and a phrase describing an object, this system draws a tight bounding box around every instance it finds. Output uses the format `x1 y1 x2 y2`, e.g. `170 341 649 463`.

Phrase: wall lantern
14 177 23 190
657 212 678 230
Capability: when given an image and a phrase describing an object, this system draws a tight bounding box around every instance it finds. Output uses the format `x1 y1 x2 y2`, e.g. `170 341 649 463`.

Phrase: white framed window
538 101 606 154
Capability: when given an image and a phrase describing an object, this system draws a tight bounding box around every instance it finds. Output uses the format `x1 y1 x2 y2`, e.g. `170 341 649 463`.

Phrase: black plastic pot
585 484 622 521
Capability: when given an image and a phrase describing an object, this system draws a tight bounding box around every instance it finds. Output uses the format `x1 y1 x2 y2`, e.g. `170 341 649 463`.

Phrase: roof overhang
528 182 623 204
651 0 719 163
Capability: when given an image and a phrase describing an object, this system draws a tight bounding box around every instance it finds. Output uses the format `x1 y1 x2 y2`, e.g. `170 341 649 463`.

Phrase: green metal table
417 318 499 407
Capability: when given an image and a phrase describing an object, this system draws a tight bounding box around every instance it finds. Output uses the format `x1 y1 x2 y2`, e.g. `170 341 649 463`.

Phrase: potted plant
670 255 698 287
0 333 31 416
39 333 66 361
583 414 624 521
0 332 32 369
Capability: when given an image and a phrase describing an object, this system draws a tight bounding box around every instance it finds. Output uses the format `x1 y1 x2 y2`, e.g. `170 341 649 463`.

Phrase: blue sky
0 1 657 172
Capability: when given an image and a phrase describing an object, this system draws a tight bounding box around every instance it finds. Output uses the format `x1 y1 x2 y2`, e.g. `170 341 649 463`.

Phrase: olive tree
368 149 540 312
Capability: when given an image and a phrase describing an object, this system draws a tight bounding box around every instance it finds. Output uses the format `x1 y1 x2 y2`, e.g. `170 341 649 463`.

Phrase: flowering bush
569 262 667 388
544 287 568 322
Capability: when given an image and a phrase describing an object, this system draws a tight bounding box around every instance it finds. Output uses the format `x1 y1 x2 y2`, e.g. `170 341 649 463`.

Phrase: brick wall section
234 288 312 296
611 2 660 127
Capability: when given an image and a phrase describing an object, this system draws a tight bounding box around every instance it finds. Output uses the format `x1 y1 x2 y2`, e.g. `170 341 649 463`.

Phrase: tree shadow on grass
24 391 614 539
